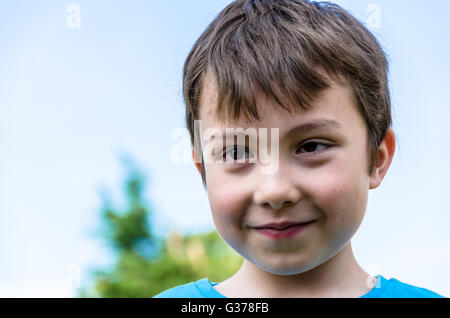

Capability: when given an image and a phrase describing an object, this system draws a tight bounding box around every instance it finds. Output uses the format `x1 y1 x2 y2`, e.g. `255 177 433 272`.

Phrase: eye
222 146 252 163
296 141 330 154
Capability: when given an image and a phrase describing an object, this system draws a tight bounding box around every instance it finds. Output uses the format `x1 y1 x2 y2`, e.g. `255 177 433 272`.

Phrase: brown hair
183 0 392 188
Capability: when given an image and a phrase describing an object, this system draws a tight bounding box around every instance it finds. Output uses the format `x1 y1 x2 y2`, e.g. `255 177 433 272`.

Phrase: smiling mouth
249 220 317 239
251 220 317 230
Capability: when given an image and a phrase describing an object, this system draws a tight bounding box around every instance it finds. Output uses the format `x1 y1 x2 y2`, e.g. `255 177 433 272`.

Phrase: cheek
205 169 250 242
310 167 368 238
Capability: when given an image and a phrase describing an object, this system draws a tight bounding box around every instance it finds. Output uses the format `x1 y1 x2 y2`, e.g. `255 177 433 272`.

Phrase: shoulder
386 277 445 298
153 280 204 298
153 278 226 298
365 275 446 298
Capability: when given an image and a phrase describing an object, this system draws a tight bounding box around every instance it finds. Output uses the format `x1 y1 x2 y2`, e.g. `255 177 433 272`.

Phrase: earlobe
369 128 396 190
192 149 208 191
192 149 202 175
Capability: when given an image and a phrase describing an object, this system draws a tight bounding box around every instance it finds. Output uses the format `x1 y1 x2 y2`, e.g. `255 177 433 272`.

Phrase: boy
155 0 445 297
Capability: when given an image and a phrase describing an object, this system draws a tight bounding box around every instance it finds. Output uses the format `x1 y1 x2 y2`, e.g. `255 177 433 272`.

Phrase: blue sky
0 0 449 297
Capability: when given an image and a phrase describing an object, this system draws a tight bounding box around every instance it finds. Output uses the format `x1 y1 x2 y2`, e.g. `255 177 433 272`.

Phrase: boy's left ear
369 128 396 189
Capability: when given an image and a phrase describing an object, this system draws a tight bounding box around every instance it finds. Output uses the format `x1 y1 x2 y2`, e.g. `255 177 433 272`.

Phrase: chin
261 264 313 276
253 257 317 276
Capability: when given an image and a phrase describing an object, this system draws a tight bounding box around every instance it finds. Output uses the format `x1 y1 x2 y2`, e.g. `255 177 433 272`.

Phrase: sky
0 0 449 297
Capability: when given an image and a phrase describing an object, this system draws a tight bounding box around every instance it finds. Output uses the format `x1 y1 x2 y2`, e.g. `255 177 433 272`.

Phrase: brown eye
223 146 251 163
297 142 329 154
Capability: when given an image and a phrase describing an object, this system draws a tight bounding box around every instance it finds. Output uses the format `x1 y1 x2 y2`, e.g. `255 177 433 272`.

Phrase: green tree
80 155 242 297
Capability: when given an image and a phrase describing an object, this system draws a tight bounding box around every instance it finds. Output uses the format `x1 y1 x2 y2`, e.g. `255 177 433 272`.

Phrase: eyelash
221 146 254 163
296 141 330 155
220 141 331 163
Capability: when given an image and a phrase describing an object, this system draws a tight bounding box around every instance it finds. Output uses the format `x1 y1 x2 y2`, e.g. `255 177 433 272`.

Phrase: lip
250 220 317 240
252 221 316 230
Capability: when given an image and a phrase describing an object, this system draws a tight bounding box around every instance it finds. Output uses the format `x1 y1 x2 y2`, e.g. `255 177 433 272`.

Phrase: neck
216 241 375 298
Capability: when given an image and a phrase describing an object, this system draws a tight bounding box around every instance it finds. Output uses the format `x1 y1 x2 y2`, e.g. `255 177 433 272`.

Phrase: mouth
252 220 317 230
249 220 317 240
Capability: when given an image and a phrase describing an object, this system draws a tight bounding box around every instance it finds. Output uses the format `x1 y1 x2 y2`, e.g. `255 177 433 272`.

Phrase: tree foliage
80 155 242 297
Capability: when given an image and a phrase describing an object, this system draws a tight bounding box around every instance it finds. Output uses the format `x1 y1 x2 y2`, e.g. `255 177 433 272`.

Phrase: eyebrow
221 119 342 138
203 119 342 145
283 119 342 138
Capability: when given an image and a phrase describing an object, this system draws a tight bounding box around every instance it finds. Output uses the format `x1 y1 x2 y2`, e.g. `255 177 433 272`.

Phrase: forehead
198 73 360 132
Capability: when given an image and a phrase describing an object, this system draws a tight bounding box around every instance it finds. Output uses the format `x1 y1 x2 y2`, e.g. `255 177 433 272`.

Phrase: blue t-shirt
153 275 445 298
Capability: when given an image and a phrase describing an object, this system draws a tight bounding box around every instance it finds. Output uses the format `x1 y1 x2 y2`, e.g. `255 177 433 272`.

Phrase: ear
369 128 396 189
192 149 202 176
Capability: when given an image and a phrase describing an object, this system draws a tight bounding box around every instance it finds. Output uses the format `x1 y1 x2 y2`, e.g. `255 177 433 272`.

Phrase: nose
252 168 301 210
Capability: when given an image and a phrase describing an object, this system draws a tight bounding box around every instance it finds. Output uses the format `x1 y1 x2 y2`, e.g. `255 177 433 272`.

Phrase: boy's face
194 74 393 275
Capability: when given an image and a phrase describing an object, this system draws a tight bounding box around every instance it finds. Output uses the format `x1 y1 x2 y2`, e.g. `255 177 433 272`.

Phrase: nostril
266 201 287 209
